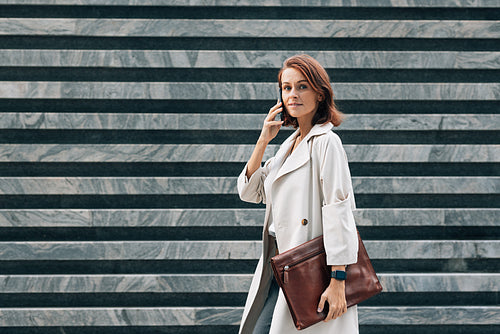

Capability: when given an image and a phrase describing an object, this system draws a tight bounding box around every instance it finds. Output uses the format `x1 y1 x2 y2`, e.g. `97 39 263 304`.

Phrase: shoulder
312 129 344 155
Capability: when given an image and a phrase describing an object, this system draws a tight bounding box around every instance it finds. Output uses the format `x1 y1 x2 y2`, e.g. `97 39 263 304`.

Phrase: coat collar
273 122 333 183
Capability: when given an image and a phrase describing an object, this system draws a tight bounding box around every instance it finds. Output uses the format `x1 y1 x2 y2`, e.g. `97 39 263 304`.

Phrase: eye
300 84 308 89
283 86 291 91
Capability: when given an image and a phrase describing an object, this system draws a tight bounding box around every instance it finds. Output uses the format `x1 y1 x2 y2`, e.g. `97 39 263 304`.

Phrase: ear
317 94 324 102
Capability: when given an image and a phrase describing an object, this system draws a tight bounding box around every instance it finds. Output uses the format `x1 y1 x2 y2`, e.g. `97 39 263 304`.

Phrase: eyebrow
282 80 308 84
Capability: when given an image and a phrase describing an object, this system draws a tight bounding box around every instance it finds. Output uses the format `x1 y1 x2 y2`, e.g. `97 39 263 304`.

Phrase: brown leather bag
270 231 382 330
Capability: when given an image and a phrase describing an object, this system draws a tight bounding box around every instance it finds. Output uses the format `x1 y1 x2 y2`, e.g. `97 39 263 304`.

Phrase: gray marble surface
0 307 242 326
351 176 499 194
0 208 497 227
366 240 499 259
0 240 496 260
342 114 500 131
2 50 499 69
344 145 499 163
0 176 496 195
0 0 498 7
0 177 238 195
0 274 253 293
0 240 261 260
0 19 498 38
0 209 92 227
1 82 498 100
0 113 498 131
0 144 271 163
354 208 500 227
358 306 500 325
378 273 500 292
0 306 498 326
0 208 265 227
332 82 500 100
0 144 497 163
0 273 497 293
0 113 284 130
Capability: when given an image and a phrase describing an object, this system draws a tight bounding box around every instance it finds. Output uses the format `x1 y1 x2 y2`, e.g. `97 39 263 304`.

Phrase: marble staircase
0 1 498 333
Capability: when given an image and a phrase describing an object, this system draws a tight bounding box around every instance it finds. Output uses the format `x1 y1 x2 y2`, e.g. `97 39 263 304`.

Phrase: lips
288 103 302 107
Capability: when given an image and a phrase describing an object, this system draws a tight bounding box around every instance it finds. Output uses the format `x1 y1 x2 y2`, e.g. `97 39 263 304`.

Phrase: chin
289 112 306 119
287 110 301 118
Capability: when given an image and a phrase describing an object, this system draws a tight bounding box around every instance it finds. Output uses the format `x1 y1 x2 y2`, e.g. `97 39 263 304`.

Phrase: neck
297 117 314 139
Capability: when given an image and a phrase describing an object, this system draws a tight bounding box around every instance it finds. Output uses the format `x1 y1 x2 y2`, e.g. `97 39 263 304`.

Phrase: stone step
0 208 496 227
0 240 497 260
1 82 497 100
0 273 497 293
0 0 498 8
1 50 499 69
7 69 499 85
0 100 494 115
0 176 496 195
0 306 498 327
0 113 497 131
1 144 497 163
1 18 498 38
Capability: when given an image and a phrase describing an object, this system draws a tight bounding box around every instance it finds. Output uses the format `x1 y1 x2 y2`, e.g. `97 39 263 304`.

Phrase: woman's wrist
330 265 346 286
331 265 346 272
256 137 270 146
329 277 345 287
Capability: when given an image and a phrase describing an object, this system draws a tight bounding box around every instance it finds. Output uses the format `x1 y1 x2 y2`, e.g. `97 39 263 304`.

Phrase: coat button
301 219 308 226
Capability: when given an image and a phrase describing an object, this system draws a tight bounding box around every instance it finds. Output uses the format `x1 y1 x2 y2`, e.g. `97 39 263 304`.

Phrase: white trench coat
237 122 359 334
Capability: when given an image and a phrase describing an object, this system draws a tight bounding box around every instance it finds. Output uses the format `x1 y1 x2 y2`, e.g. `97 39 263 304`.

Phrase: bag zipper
282 249 324 284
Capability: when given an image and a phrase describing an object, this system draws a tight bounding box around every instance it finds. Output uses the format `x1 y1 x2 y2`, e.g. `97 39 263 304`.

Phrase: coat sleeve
237 157 274 204
317 133 358 266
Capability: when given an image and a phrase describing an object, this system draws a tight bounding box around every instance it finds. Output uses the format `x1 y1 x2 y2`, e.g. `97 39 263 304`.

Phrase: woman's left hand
317 279 347 321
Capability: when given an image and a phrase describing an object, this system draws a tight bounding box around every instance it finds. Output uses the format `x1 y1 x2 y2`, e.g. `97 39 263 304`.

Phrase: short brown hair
278 54 343 128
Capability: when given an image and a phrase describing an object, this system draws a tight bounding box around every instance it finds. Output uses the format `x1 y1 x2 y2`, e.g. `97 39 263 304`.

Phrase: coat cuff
321 193 358 266
237 163 266 204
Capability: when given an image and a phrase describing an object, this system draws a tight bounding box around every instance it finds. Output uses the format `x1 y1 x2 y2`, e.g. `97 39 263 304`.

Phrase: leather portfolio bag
270 231 382 330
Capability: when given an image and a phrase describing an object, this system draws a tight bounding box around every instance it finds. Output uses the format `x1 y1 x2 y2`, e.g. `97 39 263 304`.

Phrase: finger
268 102 281 113
317 295 326 313
333 304 346 320
333 306 341 320
265 115 283 125
267 106 282 119
266 121 284 127
268 102 282 114
325 304 335 322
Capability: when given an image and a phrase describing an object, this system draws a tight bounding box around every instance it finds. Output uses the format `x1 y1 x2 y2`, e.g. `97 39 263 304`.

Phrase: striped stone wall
0 1 498 333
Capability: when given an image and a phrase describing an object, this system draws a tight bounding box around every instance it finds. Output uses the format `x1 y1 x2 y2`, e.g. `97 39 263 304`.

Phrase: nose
289 87 299 98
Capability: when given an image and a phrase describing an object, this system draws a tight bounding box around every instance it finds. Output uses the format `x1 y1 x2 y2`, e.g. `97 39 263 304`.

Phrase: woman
237 54 359 334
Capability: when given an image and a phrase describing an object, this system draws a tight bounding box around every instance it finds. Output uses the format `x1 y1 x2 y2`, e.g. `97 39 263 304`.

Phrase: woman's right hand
259 102 284 144
245 102 284 179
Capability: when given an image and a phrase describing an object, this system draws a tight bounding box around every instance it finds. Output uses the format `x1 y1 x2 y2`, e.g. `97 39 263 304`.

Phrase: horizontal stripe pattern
0 306 498 326
0 208 496 227
1 144 497 162
1 0 500 8
0 240 497 260
0 176 496 194
0 1 498 331
1 19 499 38
1 50 499 69
1 82 498 100
0 273 497 293
0 113 498 130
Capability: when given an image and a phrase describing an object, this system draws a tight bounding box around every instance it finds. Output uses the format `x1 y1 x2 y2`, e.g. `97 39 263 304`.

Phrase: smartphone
278 87 285 121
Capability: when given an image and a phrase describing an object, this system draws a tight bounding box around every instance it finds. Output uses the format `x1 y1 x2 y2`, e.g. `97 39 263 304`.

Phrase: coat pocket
321 193 358 265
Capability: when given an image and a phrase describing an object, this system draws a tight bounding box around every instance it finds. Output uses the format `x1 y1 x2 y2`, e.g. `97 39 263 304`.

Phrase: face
281 68 322 124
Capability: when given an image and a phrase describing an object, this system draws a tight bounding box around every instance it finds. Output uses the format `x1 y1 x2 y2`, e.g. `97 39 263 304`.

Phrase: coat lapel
273 122 333 184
